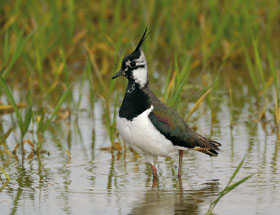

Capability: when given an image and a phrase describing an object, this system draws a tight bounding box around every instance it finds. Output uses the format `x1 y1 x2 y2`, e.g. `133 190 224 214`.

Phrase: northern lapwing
112 28 221 178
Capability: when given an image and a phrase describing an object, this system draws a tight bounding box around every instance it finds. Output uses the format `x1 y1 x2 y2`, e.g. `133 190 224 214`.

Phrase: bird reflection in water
131 179 219 215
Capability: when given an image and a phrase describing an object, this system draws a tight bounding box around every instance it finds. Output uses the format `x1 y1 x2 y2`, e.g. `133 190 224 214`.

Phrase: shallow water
1 87 280 215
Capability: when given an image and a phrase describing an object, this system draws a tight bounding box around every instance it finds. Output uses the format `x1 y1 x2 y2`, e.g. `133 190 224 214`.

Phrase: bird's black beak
112 69 125 79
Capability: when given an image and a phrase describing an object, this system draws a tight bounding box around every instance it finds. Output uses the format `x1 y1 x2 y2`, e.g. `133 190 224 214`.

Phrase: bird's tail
192 132 222 157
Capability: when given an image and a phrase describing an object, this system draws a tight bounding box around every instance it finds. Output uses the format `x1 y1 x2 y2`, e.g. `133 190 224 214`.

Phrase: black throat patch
119 82 151 121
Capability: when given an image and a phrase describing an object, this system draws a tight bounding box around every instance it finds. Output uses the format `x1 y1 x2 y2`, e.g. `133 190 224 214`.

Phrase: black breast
119 83 151 121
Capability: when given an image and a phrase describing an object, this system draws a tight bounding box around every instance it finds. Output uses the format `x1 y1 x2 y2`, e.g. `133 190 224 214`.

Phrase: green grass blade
223 174 253 196
22 105 33 136
111 93 119 141
185 87 213 121
207 155 253 213
40 87 71 133
163 67 172 102
210 174 253 211
169 76 187 107
37 109 46 132
252 39 265 89
2 31 33 78
242 40 258 89
3 29 10 66
0 77 23 130
0 167 10 181
226 156 246 187
266 39 279 92
0 127 14 145
86 60 95 110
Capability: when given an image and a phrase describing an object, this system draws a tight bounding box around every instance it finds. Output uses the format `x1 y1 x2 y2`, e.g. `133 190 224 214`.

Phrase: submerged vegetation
0 0 279 214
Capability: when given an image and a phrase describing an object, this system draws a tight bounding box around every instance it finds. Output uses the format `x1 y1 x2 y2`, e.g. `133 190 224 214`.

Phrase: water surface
0 87 280 215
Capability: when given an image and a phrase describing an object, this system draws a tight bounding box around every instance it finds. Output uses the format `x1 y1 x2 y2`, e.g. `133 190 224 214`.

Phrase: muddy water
0 90 280 215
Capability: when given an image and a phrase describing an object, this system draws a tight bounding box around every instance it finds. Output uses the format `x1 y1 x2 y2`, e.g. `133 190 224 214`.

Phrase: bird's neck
119 82 151 121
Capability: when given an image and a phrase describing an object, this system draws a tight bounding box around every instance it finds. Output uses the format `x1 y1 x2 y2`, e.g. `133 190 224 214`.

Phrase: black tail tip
208 149 219 156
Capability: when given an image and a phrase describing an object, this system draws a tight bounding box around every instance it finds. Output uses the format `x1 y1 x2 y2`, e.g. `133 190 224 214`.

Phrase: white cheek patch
132 67 148 88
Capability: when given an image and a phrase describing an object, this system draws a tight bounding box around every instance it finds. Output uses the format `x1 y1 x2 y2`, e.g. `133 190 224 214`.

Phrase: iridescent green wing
147 93 196 148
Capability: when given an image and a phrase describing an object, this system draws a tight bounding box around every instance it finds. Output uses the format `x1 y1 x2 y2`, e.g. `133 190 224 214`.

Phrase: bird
112 28 221 178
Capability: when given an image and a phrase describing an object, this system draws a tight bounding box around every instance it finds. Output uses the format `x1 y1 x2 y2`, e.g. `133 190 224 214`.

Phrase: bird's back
144 86 221 156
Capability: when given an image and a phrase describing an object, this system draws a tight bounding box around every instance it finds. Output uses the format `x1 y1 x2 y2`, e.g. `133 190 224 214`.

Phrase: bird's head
112 28 150 88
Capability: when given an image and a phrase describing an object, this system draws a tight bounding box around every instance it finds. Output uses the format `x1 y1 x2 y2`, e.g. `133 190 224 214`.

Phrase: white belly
116 106 175 158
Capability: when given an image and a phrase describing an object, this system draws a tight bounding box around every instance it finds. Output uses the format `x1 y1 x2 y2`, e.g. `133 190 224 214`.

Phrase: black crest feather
135 27 151 50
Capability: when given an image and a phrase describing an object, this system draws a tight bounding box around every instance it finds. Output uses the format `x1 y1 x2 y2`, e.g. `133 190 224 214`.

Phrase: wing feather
145 88 221 155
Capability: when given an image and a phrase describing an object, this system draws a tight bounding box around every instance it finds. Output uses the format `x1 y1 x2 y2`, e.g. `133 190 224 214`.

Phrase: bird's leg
151 164 157 177
152 174 158 188
178 150 184 177
151 164 158 188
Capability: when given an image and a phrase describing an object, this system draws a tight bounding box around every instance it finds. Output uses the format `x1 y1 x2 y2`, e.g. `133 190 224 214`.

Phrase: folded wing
147 92 221 156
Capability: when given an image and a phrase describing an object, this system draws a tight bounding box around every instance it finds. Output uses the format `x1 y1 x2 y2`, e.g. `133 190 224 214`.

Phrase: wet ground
1 86 280 215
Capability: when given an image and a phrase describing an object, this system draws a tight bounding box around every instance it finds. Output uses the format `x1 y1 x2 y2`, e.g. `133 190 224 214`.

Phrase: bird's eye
130 61 136 68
